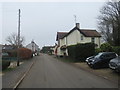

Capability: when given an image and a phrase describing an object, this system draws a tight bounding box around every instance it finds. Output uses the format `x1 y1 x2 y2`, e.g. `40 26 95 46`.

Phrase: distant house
2 44 14 50
26 41 39 53
2 44 16 53
55 23 101 56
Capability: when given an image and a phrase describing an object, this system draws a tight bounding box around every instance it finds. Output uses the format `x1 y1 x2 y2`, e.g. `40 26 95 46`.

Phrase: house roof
56 32 68 41
81 29 101 37
26 41 39 47
62 27 101 39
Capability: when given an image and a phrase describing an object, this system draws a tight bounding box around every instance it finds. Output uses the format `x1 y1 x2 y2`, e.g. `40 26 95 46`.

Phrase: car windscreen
95 53 103 58
117 56 120 61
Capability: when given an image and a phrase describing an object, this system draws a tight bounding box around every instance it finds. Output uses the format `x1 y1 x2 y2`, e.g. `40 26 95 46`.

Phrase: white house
55 23 101 56
26 41 39 53
55 32 68 56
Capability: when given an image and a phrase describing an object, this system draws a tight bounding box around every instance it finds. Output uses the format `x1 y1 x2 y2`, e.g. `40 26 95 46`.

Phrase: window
81 35 83 40
91 37 95 43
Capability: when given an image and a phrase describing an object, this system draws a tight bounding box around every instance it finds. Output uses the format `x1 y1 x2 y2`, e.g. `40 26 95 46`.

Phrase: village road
18 54 118 88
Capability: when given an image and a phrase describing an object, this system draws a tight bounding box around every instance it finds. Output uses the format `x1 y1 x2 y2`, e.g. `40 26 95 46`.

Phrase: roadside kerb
13 59 36 89
2 57 38 89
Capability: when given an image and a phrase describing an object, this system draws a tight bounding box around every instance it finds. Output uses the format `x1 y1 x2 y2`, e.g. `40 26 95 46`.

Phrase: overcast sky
1 2 106 48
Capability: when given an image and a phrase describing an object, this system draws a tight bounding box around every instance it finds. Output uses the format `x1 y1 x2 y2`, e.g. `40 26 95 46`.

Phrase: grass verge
2 67 16 73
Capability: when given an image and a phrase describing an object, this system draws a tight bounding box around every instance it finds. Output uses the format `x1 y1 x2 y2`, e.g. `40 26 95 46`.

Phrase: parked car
1 52 11 70
86 52 118 69
2 52 9 57
109 56 120 72
86 56 95 63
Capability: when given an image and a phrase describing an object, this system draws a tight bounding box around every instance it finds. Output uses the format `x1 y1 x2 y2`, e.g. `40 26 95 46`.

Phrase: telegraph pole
17 9 21 66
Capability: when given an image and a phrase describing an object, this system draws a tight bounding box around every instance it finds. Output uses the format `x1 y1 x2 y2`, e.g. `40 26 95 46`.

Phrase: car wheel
90 65 96 69
87 63 91 67
89 64 93 68
86 62 89 65
115 69 119 73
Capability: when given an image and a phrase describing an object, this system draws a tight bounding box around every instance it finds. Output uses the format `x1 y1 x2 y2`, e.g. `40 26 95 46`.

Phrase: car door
100 54 109 67
104 54 111 67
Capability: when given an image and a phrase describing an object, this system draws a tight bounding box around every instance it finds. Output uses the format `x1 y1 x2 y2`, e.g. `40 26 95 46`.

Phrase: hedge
2 60 11 70
67 45 76 59
18 48 33 59
95 48 102 55
112 46 120 56
95 43 120 56
3 48 33 60
67 43 95 61
100 43 113 52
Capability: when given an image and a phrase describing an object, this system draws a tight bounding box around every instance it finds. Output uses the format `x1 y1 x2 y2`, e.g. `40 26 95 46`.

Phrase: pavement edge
13 59 36 89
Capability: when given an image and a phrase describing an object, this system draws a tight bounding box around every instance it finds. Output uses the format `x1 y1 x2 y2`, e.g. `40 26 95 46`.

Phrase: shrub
8 50 17 57
18 48 32 59
67 45 76 59
4 48 33 60
96 43 120 56
95 48 102 55
100 43 113 52
112 46 120 56
67 43 95 61
2 60 10 70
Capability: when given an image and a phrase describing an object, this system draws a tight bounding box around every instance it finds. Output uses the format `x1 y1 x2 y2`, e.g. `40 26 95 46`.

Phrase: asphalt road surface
18 54 118 88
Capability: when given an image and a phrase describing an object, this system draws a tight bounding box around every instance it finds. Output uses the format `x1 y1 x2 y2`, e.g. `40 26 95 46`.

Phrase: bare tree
6 33 25 47
98 1 120 46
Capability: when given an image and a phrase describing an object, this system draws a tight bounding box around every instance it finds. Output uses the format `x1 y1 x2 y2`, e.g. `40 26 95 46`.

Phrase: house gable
56 32 68 41
61 24 101 47
66 29 80 46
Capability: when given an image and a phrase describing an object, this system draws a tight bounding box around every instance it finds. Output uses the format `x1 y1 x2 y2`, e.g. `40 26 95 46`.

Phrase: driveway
73 62 119 83
18 54 118 88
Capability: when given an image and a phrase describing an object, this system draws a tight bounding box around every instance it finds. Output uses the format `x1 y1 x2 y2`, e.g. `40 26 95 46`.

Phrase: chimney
76 23 80 29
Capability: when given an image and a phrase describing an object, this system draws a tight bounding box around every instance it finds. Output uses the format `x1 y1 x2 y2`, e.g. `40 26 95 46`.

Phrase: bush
95 48 102 55
67 45 76 59
67 43 95 61
95 43 120 56
112 46 120 56
8 50 17 57
18 48 33 59
3 48 33 60
100 43 113 52
2 60 10 70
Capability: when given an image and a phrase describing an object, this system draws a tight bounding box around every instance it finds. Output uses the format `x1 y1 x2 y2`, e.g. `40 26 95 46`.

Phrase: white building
55 23 101 56
26 41 39 53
